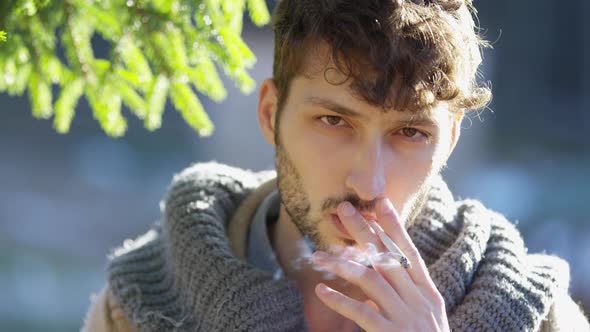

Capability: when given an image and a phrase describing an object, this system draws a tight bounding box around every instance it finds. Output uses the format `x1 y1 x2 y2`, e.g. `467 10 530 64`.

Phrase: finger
368 220 411 269
369 251 427 308
337 201 383 252
315 283 390 332
312 251 406 317
376 198 435 290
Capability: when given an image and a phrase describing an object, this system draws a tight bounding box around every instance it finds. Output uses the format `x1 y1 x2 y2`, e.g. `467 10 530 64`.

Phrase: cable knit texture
107 162 572 331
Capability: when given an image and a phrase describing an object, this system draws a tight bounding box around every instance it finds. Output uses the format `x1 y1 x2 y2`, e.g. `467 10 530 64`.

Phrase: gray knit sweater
106 162 581 331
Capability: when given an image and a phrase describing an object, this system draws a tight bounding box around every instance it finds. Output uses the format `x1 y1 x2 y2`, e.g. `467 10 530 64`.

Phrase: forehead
287 60 447 126
304 95 441 123
289 42 445 121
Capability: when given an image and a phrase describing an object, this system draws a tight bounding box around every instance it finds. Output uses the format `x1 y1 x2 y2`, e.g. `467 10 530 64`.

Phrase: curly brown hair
272 0 491 114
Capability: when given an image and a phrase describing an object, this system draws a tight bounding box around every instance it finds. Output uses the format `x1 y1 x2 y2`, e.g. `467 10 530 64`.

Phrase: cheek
299 145 349 212
391 138 437 174
384 145 437 208
280 120 348 211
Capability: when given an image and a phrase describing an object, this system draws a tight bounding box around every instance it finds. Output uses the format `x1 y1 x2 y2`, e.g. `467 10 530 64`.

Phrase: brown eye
401 127 419 137
321 115 344 127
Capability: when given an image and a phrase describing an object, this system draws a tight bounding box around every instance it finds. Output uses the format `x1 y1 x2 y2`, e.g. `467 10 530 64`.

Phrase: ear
448 112 463 155
257 79 279 147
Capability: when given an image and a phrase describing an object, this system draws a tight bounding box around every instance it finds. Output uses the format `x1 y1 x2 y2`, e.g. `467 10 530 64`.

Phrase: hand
311 198 449 332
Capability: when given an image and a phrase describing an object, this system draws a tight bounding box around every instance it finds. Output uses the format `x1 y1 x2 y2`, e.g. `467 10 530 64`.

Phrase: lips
331 213 379 239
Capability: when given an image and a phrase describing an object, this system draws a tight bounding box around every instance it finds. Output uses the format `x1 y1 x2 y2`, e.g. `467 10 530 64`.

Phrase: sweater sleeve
540 290 589 332
81 285 138 332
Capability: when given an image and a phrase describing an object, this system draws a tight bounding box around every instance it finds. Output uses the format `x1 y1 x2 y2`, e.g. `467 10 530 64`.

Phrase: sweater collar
226 171 569 331
109 162 569 332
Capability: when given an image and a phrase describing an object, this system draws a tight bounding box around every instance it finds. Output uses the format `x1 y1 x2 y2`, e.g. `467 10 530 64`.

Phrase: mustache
321 193 377 215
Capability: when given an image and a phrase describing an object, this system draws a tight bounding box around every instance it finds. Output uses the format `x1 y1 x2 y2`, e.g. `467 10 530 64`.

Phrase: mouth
330 212 379 240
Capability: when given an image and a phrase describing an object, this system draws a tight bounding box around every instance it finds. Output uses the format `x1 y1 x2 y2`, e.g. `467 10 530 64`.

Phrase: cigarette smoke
291 236 399 280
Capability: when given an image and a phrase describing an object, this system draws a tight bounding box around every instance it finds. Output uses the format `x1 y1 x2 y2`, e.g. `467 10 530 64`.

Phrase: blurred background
0 1 588 330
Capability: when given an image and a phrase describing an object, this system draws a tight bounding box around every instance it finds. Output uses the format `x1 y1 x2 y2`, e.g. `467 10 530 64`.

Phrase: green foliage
0 0 270 137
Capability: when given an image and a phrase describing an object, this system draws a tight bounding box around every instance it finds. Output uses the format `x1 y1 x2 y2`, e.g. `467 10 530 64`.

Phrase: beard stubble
274 140 434 252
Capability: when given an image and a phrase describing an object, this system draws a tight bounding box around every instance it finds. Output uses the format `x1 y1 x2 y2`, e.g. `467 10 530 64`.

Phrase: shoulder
94 162 278 330
449 198 584 330
540 290 589 331
82 285 138 332
165 161 276 196
161 162 276 219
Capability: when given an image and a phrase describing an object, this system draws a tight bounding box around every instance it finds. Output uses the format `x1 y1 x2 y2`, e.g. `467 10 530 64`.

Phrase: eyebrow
304 96 438 127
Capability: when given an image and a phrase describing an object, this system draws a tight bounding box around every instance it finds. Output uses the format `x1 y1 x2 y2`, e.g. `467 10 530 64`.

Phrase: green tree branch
0 0 270 137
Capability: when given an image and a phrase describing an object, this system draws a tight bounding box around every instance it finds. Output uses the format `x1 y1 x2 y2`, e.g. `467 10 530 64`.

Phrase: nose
344 139 387 202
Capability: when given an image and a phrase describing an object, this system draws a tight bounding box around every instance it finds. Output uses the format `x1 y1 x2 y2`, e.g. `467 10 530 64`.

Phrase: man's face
262 55 460 253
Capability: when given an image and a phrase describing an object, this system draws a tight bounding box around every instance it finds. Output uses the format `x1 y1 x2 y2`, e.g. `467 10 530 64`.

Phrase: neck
270 205 367 332
270 205 314 283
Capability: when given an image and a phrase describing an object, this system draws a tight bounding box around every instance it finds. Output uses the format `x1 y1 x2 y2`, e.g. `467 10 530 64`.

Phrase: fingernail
340 202 356 216
380 198 394 214
317 283 331 294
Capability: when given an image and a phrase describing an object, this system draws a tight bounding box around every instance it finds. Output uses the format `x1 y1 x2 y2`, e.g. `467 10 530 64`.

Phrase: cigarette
370 221 411 269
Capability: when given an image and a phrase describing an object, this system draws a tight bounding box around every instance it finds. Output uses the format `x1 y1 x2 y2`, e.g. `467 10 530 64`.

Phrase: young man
83 0 589 331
